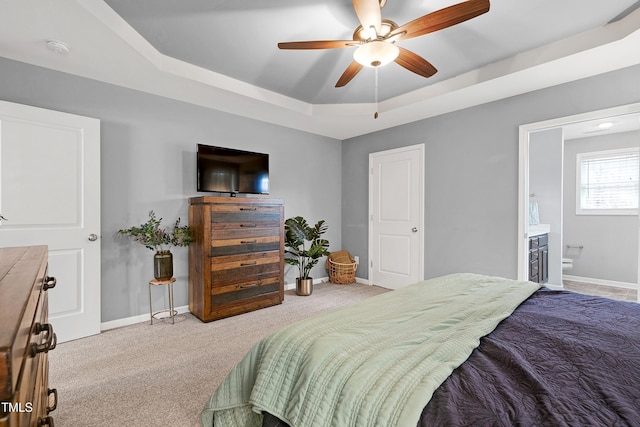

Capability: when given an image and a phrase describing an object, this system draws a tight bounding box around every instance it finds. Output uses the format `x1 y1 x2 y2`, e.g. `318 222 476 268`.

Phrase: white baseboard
103 276 374 331
285 276 372 290
284 276 330 290
544 282 564 290
562 274 637 290
101 305 190 331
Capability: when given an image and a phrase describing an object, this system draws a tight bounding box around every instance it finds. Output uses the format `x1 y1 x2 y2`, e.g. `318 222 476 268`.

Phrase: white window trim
576 147 639 216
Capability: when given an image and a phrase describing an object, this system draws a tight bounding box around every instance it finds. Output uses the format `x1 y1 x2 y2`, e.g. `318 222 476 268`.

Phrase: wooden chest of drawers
189 197 285 322
0 246 57 427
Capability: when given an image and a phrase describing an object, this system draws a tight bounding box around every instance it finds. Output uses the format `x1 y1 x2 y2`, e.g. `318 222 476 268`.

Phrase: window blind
579 148 639 212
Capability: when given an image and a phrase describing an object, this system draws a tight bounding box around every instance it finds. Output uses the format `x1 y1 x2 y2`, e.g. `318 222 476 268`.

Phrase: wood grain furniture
148 277 177 325
0 246 57 427
188 197 284 322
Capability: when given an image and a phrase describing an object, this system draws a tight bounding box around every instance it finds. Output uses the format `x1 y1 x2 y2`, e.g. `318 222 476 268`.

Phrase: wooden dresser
189 197 285 322
0 246 57 427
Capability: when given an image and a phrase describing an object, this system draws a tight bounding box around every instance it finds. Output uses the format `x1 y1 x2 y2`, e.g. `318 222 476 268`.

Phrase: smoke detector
45 40 71 54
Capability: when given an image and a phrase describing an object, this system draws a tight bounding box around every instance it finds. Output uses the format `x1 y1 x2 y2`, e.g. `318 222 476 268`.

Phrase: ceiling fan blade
278 40 357 50
394 47 438 78
390 0 490 41
352 0 382 36
335 61 364 87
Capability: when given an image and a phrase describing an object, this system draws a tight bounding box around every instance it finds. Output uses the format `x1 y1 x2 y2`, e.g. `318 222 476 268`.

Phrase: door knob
411 227 418 233
88 233 98 241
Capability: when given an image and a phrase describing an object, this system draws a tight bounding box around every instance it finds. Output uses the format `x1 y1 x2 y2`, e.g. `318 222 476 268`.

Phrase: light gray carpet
49 282 389 427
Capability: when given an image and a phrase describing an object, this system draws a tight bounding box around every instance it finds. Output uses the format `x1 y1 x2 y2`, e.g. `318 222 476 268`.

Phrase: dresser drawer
211 274 281 295
210 275 281 307
211 205 281 227
11 293 55 427
211 232 281 256
207 292 282 321
211 252 281 286
210 204 281 214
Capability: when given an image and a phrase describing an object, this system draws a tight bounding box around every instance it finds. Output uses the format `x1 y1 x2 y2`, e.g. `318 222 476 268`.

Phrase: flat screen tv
197 144 269 194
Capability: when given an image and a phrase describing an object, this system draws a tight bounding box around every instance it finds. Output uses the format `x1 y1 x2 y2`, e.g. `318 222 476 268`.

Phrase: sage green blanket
200 273 540 427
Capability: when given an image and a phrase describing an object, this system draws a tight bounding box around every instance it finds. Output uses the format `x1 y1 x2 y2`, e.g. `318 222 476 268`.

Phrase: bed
200 273 640 427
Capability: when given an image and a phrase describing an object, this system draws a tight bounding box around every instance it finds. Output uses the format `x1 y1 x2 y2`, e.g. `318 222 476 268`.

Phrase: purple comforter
420 288 640 426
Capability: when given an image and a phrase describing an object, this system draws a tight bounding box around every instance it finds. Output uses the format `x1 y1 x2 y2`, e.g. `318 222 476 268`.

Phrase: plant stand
148 277 177 324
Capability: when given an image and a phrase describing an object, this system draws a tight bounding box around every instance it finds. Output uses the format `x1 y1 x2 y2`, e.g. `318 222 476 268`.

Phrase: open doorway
518 103 640 303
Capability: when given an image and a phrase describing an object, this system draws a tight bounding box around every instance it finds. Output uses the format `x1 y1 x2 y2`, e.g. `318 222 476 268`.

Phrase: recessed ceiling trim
80 1 640 139
3 1 639 140
80 0 313 115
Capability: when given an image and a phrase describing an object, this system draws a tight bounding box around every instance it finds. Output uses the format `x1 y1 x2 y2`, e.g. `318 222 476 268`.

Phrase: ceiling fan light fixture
361 25 377 41
353 19 398 42
353 41 399 68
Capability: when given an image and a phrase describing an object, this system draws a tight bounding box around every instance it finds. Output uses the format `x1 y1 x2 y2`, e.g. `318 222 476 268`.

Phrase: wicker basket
326 250 357 284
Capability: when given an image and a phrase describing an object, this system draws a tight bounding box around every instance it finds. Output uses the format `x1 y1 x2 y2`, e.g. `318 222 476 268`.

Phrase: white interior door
0 100 101 343
369 144 424 289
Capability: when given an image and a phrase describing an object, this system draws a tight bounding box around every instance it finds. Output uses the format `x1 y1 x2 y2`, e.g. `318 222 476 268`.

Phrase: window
577 147 639 215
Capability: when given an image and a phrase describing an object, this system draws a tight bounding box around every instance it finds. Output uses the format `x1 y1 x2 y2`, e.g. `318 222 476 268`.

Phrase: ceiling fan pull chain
374 67 379 119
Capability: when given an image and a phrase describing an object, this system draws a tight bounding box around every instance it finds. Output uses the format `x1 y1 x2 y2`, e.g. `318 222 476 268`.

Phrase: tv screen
197 144 269 194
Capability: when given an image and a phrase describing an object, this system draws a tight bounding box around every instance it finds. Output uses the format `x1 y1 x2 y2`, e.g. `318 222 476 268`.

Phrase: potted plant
284 216 330 296
118 211 192 280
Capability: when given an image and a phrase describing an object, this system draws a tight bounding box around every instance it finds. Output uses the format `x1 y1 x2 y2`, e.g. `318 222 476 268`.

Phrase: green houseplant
119 211 192 280
284 216 330 296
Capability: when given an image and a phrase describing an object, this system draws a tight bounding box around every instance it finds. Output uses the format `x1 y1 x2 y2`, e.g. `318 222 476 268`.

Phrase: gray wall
343 64 640 281
530 128 563 286
563 131 640 284
3 55 640 323
0 57 342 323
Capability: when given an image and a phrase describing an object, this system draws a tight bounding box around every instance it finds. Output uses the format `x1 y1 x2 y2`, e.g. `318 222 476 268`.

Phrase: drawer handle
31 323 57 357
240 283 258 289
38 416 55 426
240 261 257 266
240 207 257 211
43 276 57 291
239 224 257 228
241 240 257 244
47 388 58 413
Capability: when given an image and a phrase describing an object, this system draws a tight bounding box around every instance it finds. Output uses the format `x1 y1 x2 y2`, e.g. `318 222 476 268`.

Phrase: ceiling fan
278 0 490 88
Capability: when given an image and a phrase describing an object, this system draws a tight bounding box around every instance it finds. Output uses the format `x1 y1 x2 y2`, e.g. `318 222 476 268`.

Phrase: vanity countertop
528 224 550 237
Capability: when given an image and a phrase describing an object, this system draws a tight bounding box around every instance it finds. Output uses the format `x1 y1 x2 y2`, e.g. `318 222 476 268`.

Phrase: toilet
562 258 573 270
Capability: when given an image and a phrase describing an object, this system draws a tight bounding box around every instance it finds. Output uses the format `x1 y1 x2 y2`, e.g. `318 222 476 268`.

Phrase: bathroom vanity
528 225 549 284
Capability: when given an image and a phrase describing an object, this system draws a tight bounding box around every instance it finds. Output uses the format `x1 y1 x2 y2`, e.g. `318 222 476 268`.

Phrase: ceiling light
353 41 399 68
361 26 377 41
46 40 71 54
353 20 398 42
597 122 613 129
